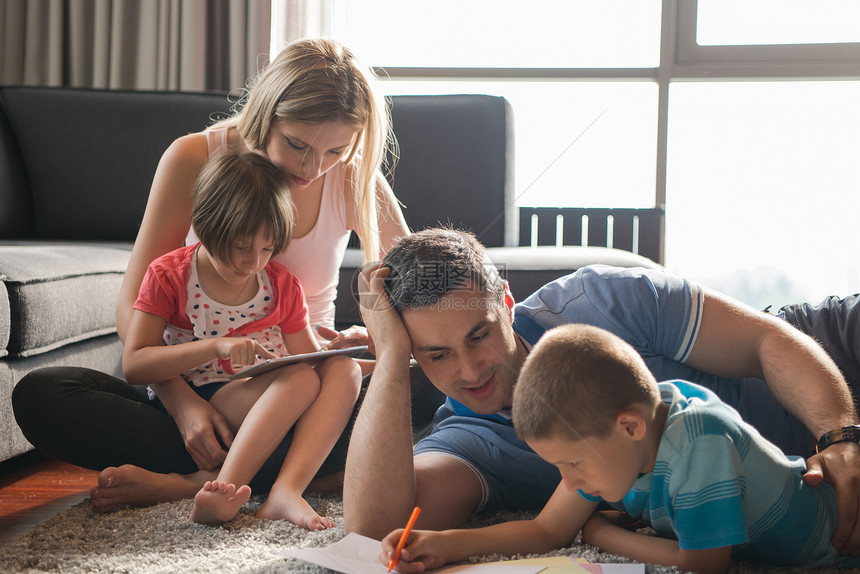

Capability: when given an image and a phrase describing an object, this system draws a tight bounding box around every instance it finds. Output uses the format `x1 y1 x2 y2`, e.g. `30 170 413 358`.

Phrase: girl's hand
379 529 455 573
214 338 276 368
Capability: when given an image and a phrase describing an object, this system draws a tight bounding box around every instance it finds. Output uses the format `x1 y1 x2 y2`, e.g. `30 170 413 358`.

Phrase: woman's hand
172 398 234 470
379 529 456 573
316 325 370 351
149 378 234 470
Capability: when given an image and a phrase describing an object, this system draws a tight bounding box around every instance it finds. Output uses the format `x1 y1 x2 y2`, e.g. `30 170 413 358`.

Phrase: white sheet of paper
582 563 645 574
282 532 546 574
594 565 645 574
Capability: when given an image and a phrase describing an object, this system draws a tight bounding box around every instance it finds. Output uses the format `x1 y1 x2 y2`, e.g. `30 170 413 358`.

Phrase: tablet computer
228 345 369 380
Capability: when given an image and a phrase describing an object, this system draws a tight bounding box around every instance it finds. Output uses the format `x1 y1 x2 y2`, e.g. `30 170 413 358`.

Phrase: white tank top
185 127 352 332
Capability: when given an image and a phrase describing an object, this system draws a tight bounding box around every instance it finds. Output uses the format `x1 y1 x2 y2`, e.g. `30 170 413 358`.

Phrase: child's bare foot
190 480 252 525
256 488 335 530
90 465 210 513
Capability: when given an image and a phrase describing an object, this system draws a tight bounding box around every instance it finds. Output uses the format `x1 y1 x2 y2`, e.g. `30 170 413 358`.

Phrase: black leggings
12 364 444 493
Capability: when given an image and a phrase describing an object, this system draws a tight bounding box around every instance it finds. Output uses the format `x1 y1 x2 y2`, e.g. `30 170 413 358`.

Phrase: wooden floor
0 451 98 546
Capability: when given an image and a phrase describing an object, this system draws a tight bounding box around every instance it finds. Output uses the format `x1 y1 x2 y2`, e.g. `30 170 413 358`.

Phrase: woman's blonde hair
216 37 392 263
192 148 294 267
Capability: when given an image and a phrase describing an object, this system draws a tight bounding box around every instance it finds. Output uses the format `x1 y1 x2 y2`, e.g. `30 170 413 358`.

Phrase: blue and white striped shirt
580 381 860 568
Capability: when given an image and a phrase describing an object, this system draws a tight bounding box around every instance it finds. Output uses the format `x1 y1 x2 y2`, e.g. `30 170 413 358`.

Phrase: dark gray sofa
0 86 661 464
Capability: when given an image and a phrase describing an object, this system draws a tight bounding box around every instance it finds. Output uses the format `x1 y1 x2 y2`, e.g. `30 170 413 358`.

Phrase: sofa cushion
0 242 130 358
0 87 233 241
0 106 33 239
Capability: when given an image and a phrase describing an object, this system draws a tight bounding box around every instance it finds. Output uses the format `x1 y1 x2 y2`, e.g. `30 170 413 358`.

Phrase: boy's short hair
513 324 660 441
192 148 294 265
381 228 506 311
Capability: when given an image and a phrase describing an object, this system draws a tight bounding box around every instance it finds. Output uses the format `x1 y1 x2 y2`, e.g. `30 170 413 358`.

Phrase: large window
667 81 860 309
335 0 661 68
671 0 860 308
334 0 662 211
379 79 658 210
696 0 860 46
330 0 860 309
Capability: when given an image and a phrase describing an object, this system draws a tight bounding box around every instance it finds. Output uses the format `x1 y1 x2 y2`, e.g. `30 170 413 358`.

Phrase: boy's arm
582 512 732 574
381 484 596 573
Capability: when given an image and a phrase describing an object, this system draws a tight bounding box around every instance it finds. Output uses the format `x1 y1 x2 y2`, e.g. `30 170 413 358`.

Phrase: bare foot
190 480 252 525
256 488 335 530
90 465 211 513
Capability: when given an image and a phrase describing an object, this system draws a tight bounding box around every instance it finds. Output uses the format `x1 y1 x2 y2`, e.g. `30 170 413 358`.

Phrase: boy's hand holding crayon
379 527 458 573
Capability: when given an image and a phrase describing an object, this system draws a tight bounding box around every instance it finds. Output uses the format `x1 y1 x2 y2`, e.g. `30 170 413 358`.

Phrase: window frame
353 0 860 262
675 0 860 77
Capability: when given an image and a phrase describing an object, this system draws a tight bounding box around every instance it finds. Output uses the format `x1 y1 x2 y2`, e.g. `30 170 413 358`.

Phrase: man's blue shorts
413 401 561 513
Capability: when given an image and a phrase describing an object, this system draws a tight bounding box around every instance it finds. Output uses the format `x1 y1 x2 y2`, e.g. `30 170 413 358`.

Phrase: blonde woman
13 38 409 512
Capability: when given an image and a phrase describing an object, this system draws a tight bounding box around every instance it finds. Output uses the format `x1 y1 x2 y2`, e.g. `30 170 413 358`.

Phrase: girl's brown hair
192 148 294 266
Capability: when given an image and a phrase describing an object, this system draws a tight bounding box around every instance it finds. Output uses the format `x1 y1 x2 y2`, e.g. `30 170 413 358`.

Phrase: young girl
123 148 361 529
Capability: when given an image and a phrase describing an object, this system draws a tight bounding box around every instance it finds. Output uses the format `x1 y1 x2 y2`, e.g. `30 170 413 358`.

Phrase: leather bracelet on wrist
816 424 860 453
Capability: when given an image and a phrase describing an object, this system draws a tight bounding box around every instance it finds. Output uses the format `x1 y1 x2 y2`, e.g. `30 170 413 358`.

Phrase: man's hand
804 442 860 555
357 263 411 359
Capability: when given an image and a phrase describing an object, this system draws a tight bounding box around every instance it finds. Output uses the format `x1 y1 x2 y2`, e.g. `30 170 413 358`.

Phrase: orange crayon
388 506 421 572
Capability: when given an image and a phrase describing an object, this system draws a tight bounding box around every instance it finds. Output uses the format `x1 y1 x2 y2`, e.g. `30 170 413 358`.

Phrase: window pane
697 0 860 46
337 0 661 68
380 80 658 208
666 81 860 310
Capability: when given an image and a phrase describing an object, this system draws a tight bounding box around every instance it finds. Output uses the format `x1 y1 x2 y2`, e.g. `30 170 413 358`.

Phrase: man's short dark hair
381 228 506 311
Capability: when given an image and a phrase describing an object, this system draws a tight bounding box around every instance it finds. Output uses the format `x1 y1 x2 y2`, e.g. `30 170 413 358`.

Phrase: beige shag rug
0 493 854 574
